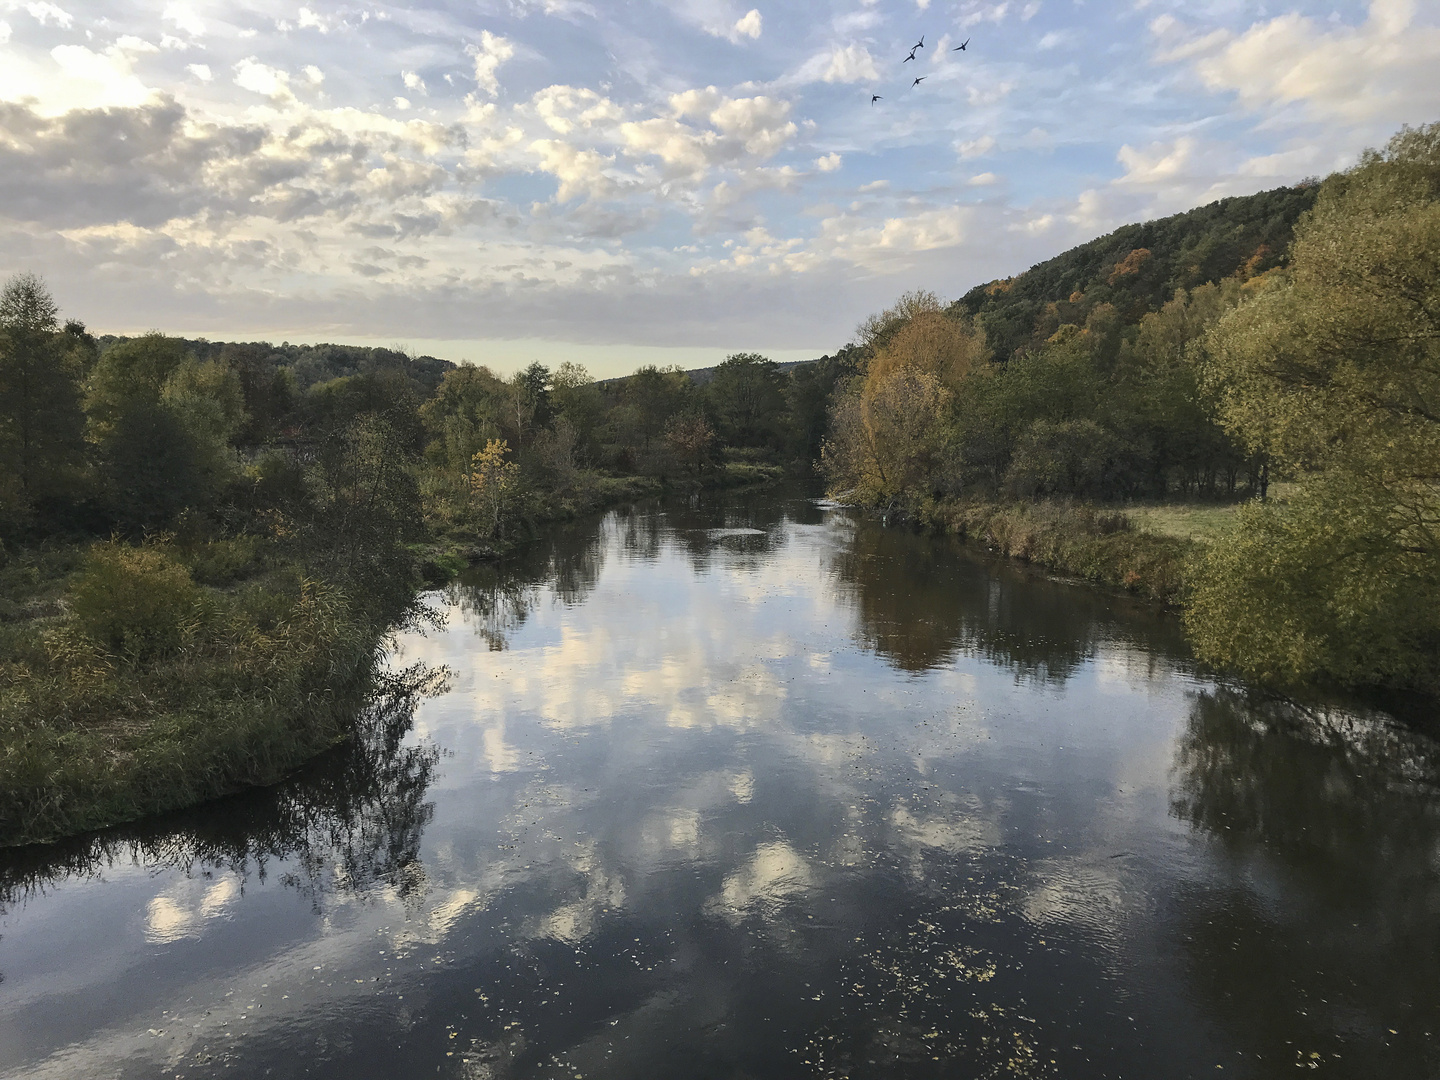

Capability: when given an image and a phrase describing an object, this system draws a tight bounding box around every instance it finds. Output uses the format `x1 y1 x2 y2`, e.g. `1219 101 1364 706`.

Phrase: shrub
66 542 203 660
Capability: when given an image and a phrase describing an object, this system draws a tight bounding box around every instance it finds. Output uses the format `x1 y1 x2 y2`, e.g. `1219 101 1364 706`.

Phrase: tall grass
921 499 1195 605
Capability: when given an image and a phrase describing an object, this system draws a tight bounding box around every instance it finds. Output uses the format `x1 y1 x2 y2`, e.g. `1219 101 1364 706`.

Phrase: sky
0 0 1437 376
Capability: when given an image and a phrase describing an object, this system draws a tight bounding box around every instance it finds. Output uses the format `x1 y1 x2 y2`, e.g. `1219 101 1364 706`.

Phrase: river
1 490 1437 1079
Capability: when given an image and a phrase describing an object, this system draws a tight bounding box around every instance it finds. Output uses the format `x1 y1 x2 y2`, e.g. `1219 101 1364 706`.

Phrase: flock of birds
870 33 971 104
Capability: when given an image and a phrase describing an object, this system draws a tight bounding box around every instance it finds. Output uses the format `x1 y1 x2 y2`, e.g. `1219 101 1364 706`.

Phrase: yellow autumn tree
866 309 989 392
470 438 519 537
823 293 985 508
823 366 950 512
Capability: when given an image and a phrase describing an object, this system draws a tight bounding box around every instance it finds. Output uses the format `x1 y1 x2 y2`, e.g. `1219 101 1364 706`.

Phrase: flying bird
871 94 882 104
912 76 926 87
904 48 918 62
914 35 925 50
954 38 970 51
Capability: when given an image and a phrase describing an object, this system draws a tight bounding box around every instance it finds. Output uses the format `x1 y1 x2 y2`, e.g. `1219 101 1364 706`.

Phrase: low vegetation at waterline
920 501 1193 605
825 121 1440 694
1 544 389 844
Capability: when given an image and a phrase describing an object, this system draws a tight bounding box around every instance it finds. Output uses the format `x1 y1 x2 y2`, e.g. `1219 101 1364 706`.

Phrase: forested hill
95 336 456 396
953 183 1319 361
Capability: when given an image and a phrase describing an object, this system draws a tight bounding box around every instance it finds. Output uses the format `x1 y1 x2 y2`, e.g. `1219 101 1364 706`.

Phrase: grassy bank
0 540 402 847
919 498 1201 605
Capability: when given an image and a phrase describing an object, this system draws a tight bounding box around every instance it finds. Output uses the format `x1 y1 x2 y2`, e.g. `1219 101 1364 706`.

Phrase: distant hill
96 336 456 398
953 183 1320 361
681 358 815 386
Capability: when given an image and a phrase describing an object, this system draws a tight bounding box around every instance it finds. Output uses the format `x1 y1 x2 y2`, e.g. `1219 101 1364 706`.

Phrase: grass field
1123 503 1242 544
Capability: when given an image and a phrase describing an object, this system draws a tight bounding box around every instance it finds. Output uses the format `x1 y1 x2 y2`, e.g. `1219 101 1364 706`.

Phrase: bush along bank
0 538 428 848
917 498 1196 606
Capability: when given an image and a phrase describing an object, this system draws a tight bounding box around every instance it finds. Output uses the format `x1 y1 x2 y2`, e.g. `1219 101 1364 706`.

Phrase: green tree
600 365 692 468
0 273 86 519
305 414 425 614
516 361 554 433
419 364 509 477
785 349 861 467
550 361 604 459
87 334 248 528
1112 282 1251 496
705 352 784 449
1188 122 1440 689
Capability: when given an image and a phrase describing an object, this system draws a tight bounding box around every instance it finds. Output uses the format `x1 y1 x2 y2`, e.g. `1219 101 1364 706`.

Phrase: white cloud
532 85 623 135
531 138 616 202
822 43 879 84
297 7 329 33
957 135 996 159
1115 136 1198 186
162 2 204 37
815 152 842 172
967 81 1015 106
116 36 159 55
403 71 426 94
1156 0 1440 123
25 2 72 29
969 171 1001 186
961 2 1011 29
48 45 156 110
233 57 293 102
393 96 411 110
620 116 714 179
470 30 514 97
303 65 324 86
617 91 796 185
732 9 762 41
186 63 211 82
1015 212 1054 235
0 21 11 46
798 205 976 271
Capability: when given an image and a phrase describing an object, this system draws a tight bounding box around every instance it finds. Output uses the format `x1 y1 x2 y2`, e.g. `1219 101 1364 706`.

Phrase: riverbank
0 540 414 848
916 498 1202 606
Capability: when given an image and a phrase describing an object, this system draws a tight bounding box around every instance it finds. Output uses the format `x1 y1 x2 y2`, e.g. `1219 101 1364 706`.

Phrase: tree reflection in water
449 489 797 650
830 515 1188 679
0 664 447 920
661 489 791 574
448 515 607 649
1170 688 1440 1077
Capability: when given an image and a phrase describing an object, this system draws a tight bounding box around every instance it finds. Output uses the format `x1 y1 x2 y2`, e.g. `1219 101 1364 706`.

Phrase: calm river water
2 491 1438 1079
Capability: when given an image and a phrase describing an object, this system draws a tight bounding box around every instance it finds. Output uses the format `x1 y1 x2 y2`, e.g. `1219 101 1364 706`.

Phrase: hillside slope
953 184 1319 361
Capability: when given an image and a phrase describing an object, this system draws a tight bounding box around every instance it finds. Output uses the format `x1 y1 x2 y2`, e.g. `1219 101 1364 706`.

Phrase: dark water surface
3 491 1438 1079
